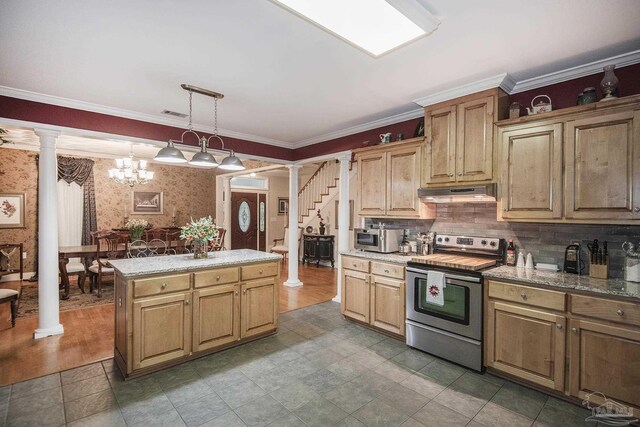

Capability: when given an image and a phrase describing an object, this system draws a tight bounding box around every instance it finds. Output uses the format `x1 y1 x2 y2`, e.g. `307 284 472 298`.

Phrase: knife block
589 259 609 279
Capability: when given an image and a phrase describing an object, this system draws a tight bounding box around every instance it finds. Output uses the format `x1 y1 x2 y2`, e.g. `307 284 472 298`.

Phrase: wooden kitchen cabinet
564 110 640 221
486 300 566 391
341 256 405 336
241 277 278 339
498 123 563 220
192 284 240 352
356 139 433 219
132 292 191 371
568 319 640 409
422 89 508 186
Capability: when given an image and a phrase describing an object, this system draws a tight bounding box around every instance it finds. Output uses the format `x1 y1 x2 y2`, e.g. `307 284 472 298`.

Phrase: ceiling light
155 84 244 171
109 146 155 187
271 0 439 57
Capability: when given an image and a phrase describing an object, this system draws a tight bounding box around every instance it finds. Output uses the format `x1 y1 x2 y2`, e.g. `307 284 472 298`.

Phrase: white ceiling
1 0 639 147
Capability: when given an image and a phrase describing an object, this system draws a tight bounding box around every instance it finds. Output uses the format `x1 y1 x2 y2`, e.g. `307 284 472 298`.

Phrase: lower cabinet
341 256 405 336
132 292 191 370
116 261 280 378
569 319 640 409
486 300 565 391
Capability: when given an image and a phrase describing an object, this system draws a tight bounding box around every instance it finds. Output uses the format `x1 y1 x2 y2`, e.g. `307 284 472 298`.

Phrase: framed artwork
132 191 163 215
278 197 289 215
0 193 25 228
334 199 354 230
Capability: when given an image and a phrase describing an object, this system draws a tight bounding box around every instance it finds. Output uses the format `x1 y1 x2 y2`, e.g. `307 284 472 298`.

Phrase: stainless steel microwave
354 228 403 253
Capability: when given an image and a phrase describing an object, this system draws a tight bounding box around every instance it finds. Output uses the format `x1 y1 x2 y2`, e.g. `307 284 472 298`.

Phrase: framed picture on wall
278 197 288 215
334 200 354 230
0 193 25 228
132 191 163 214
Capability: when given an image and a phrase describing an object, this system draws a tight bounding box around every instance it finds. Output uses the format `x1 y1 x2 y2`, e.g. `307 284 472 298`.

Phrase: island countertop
340 250 411 265
109 249 282 278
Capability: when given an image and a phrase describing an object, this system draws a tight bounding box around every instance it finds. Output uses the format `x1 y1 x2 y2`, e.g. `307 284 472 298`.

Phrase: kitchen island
110 249 281 379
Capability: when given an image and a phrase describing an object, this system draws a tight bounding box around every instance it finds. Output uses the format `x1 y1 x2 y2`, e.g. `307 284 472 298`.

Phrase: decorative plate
305 226 314 234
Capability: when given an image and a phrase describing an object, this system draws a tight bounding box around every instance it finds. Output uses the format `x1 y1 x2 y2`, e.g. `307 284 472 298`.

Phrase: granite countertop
110 249 282 278
340 250 411 265
484 265 640 301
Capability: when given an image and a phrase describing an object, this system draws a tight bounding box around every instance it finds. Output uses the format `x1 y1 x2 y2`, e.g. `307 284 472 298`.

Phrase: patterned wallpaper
0 147 219 272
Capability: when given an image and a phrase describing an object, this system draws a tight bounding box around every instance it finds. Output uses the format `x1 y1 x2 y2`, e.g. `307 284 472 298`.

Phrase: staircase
298 160 340 224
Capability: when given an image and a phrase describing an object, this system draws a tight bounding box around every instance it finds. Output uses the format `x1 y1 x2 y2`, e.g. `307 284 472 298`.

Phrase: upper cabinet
497 95 640 224
356 139 435 219
422 89 508 187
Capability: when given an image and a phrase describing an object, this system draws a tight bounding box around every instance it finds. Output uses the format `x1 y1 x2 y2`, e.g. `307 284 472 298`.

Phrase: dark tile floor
0 301 606 427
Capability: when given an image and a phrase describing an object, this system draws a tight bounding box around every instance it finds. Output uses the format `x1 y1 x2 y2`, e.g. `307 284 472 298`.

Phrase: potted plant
180 216 218 259
126 218 148 241
317 209 325 235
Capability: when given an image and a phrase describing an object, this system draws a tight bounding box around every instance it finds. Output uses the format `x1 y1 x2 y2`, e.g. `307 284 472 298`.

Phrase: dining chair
144 228 167 241
0 288 19 327
128 240 149 258
65 261 87 293
88 231 128 297
211 227 226 251
271 226 302 262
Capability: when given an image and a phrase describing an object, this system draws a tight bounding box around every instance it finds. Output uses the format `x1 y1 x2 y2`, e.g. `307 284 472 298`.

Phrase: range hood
418 183 497 203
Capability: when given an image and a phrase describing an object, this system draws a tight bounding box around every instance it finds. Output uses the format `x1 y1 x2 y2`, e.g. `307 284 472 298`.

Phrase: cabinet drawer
194 267 239 288
371 262 404 280
488 281 565 311
571 294 640 327
241 262 278 281
133 273 191 298
343 256 370 273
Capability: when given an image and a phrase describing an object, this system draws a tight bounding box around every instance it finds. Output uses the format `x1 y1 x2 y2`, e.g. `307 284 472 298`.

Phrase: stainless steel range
405 234 506 372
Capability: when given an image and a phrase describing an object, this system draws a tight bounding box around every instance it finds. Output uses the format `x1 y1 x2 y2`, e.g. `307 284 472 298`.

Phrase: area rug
17 279 114 318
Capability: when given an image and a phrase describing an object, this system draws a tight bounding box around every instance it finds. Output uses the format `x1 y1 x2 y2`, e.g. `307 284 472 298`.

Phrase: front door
231 192 266 250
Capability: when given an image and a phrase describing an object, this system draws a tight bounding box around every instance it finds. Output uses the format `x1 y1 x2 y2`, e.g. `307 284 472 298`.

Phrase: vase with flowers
126 218 148 242
180 216 218 259
317 209 326 235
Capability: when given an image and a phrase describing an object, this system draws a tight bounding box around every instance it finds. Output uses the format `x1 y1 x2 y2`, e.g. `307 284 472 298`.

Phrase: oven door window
356 233 378 247
415 279 469 325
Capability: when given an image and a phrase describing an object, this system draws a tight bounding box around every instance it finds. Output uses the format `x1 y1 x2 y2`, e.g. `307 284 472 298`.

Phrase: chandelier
108 149 155 187
155 84 245 170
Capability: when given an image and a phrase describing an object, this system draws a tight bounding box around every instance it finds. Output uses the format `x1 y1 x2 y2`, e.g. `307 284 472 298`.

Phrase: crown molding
292 108 424 149
412 73 515 107
0 86 294 148
510 49 640 94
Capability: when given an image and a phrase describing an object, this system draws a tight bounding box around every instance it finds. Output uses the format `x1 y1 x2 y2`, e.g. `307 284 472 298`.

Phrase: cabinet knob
556 324 563 330
502 208 508 212
243 289 247 294
384 269 389 273
353 263 357 267
617 309 624 316
185 300 190 305
520 292 527 300
118 297 122 307
634 207 640 213
457 173 462 176
571 327 578 333
216 275 220 281
161 283 167 289
448 173 454 177
259 269 263 274
235 290 239 296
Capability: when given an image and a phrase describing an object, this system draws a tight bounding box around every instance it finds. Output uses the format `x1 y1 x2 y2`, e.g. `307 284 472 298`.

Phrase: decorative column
34 129 64 339
333 153 351 303
223 177 231 249
284 164 303 287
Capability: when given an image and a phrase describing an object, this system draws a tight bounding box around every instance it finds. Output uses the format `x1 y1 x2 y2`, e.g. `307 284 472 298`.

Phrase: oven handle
406 267 481 283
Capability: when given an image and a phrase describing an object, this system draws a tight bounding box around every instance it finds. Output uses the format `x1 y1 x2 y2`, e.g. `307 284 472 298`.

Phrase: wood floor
0 262 337 386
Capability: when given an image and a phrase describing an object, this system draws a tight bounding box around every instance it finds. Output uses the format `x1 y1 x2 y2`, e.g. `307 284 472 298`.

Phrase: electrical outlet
22 251 27 259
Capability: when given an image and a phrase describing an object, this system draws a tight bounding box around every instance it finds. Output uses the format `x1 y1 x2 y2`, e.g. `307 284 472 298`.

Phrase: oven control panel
435 234 502 252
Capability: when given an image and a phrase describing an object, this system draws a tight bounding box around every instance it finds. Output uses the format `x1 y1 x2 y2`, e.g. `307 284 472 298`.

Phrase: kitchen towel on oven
425 271 446 306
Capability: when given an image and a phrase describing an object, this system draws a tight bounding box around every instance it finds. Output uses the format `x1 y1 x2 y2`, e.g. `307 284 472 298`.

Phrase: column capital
286 164 303 171
34 128 61 139
337 152 352 163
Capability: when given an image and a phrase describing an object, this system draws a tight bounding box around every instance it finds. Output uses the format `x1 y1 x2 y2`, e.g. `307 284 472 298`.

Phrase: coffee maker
564 243 581 274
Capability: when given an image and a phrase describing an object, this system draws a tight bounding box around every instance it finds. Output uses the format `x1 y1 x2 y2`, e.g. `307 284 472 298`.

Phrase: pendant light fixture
109 145 155 187
155 84 245 171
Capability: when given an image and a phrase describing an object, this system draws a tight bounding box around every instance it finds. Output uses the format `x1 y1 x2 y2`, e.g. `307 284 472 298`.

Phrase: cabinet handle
634 207 640 213
556 324 563 330
161 283 167 289
617 309 624 316
520 292 527 300
571 327 578 333
118 297 122 307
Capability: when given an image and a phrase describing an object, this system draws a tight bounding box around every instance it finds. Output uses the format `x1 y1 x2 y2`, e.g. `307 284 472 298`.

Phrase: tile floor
0 301 606 427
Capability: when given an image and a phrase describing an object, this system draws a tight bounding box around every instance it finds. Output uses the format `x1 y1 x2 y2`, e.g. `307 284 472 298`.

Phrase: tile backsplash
365 203 640 278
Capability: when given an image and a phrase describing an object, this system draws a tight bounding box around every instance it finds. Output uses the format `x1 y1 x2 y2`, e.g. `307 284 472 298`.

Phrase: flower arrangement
316 209 325 227
180 216 218 244
126 218 148 240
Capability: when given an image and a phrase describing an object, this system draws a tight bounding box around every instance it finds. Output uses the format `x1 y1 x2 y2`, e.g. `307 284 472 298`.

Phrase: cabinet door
569 319 640 409
341 269 370 323
193 284 240 352
565 110 640 220
241 277 278 339
358 151 386 216
132 293 190 370
386 145 422 217
500 123 563 219
487 301 565 391
457 96 494 182
370 275 405 336
423 105 457 185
